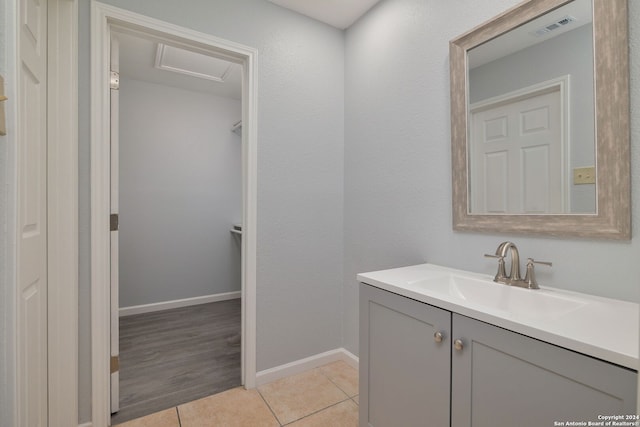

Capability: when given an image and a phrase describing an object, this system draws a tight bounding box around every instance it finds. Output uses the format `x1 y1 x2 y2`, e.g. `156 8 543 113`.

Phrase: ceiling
469 0 592 69
115 0 383 97
116 31 242 100
267 0 382 29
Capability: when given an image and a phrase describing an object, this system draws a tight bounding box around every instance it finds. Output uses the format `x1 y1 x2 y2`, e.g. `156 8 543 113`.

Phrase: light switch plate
0 75 6 136
573 166 596 185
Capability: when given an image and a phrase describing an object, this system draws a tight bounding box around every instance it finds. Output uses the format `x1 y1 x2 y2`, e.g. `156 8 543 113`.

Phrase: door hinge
110 213 119 231
110 355 119 374
110 70 120 90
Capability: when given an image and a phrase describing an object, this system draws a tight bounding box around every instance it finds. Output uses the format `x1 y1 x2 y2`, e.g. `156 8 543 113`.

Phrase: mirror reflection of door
470 85 565 214
466 0 595 215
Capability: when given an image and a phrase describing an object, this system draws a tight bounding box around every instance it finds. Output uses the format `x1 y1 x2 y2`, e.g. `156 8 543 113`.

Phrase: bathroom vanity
358 264 638 427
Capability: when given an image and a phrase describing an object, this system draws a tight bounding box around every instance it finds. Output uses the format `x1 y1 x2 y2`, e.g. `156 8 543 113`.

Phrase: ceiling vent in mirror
532 15 577 37
155 43 235 82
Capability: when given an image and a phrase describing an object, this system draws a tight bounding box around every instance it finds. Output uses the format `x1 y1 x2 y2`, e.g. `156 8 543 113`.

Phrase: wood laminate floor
111 299 241 424
113 360 360 427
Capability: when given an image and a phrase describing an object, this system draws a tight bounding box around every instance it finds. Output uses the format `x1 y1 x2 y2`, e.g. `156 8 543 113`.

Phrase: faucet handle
523 258 552 289
529 259 552 267
484 254 507 282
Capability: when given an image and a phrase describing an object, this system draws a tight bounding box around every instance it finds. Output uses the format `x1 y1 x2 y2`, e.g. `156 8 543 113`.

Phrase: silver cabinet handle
434 331 445 343
454 339 464 351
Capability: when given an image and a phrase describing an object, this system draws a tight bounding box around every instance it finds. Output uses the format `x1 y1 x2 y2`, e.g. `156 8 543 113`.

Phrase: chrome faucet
484 242 552 289
497 241 522 282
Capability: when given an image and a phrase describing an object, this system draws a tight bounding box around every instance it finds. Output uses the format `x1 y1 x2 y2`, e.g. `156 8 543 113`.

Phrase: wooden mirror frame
450 0 630 239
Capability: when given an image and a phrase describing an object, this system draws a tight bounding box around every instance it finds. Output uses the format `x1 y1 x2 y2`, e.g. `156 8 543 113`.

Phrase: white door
110 34 121 414
17 0 48 424
470 89 564 214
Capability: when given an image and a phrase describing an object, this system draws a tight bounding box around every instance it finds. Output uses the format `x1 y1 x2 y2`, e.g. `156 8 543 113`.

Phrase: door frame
90 2 259 425
47 2 80 425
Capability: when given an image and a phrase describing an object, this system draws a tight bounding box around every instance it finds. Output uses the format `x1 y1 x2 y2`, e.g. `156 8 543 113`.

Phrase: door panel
484 151 507 212
17 0 48 423
522 144 550 212
360 284 451 427
471 88 564 213
451 314 637 427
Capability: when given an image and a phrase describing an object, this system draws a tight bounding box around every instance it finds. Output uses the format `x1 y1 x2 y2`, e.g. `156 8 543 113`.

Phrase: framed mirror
450 0 630 239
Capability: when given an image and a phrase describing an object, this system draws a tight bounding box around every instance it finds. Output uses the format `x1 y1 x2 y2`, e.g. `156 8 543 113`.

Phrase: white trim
154 43 235 82
47 1 79 425
469 75 570 112
90 5 112 425
119 292 241 317
338 348 359 370
241 23 259 391
256 348 360 387
91 3 258 426
79 423 93 427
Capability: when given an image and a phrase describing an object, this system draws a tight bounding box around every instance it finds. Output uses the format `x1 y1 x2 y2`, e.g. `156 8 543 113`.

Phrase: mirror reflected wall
468 0 594 214
450 0 630 239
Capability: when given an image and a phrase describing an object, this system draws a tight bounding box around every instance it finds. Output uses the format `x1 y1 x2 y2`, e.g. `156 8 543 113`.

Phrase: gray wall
78 0 345 421
119 77 242 308
469 24 596 213
343 0 640 356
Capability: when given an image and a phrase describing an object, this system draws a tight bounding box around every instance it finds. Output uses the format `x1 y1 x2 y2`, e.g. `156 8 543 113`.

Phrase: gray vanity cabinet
451 313 637 427
359 284 451 427
359 283 638 427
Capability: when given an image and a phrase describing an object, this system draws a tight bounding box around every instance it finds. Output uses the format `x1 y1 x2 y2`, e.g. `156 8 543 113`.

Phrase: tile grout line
275 365 353 425
113 362 359 427
317 365 358 401
256 387 285 426
115 300 241 423
280 397 354 426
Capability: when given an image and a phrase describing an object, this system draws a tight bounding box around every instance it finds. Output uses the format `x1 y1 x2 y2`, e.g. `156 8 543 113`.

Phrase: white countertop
357 263 639 371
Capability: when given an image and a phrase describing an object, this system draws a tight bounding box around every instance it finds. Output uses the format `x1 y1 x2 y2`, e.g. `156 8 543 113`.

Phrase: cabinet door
451 314 638 427
360 284 451 427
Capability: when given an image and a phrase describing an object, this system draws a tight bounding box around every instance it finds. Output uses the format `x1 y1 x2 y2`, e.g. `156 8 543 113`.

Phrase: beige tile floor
113 360 359 427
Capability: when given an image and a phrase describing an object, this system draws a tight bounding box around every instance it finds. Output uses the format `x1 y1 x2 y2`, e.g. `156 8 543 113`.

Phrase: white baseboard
255 348 359 387
119 291 241 317
78 422 92 427
339 348 359 369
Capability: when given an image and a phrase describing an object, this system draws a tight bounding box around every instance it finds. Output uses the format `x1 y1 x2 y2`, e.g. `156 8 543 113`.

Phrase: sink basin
409 273 588 319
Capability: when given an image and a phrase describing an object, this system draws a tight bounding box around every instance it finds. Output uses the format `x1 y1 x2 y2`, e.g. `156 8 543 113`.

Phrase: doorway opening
108 28 244 423
91 3 258 426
